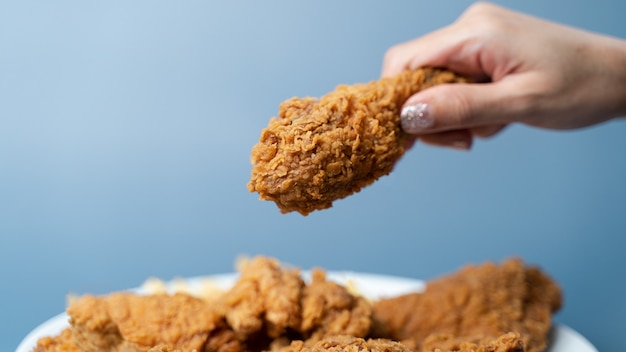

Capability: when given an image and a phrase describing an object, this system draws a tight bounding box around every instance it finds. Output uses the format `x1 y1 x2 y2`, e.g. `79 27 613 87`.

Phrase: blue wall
1 1 625 351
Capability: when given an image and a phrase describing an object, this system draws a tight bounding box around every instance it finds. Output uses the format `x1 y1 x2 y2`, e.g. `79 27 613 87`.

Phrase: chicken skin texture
219 256 305 339
279 334 525 352
220 257 371 343
33 257 560 352
34 328 79 352
371 258 562 352
279 336 414 352
35 256 371 352
146 336 415 352
248 69 466 215
299 270 372 342
67 292 224 352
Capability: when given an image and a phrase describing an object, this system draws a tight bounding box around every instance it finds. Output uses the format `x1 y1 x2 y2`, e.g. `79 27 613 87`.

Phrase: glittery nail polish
400 103 433 133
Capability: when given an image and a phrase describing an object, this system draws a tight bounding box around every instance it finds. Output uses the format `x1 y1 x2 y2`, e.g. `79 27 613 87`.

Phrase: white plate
16 272 596 352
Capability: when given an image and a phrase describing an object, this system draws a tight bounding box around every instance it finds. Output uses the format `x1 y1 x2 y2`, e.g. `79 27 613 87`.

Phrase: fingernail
401 103 433 133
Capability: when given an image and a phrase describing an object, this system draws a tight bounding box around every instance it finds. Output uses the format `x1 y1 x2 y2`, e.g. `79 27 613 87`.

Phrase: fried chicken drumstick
248 69 467 215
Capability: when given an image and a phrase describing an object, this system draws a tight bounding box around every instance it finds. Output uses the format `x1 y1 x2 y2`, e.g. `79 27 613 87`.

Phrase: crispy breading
146 345 179 352
300 270 372 342
371 258 561 352
220 256 305 339
67 292 222 352
33 257 561 352
280 336 414 352
248 69 467 215
219 257 373 344
33 328 79 352
419 332 524 352
35 256 373 352
204 327 245 352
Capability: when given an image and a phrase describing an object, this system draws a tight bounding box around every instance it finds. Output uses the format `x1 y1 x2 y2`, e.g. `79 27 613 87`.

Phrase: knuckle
464 2 500 18
383 44 402 66
459 3 509 34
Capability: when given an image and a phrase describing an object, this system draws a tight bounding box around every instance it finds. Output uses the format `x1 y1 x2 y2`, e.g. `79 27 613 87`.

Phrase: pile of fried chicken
34 256 561 352
248 69 468 216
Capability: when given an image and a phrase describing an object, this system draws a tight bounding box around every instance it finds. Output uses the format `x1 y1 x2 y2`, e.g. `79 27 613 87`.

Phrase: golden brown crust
146 345 179 352
280 336 416 352
300 270 372 342
219 256 305 339
248 69 466 215
420 332 525 352
68 292 222 351
41 256 371 352
34 328 79 352
219 257 373 344
34 256 560 352
371 258 561 352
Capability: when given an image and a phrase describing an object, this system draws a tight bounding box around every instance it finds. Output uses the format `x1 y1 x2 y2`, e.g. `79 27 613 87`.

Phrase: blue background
1 1 625 351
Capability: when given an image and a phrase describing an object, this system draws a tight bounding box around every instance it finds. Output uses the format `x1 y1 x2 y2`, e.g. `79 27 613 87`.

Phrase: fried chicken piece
36 256 556 352
36 256 374 352
67 292 223 352
420 332 524 352
147 345 179 352
220 256 305 339
248 68 467 215
34 328 79 352
300 270 372 342
220 256 373 345
280 336 415 352
371 258 562 352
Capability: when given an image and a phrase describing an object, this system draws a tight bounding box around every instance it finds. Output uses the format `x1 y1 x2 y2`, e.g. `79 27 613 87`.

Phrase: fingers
418 130 473 151
382 25 486 79
400 81 519 135
382 26 457 78
470 124 507 138
385 1 626 140
381 3 505 80
403 136 417 151
414 124 505 151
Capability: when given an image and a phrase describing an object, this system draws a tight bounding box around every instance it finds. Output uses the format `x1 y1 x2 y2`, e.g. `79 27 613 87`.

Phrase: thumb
400 81 517 134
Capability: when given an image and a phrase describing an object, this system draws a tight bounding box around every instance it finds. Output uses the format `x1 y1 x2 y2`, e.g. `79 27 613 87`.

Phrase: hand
383 2 626 150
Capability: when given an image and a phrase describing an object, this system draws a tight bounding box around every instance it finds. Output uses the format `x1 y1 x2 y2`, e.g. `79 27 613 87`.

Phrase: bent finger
418 129 473 151
470 124 508 138
381 24 463 78
401 80 521 135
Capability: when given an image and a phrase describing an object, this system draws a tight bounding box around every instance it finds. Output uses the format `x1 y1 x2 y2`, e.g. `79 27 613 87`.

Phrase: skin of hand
383 2 626 150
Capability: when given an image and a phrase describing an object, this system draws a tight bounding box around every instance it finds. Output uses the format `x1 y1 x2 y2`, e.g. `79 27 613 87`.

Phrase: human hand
383 2 626 150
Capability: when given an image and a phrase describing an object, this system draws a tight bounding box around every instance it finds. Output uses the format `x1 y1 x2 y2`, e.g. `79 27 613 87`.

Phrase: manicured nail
401 103 433 133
